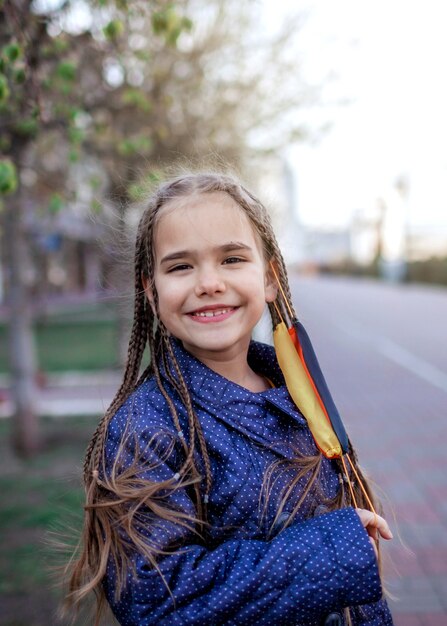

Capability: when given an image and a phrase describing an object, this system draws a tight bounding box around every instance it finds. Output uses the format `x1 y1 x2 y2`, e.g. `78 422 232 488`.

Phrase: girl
66 173 394 625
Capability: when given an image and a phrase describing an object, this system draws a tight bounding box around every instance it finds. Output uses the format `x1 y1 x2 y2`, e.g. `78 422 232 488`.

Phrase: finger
356 508 393 540
379 524 393 540
369 526 378 541
373 513 393 540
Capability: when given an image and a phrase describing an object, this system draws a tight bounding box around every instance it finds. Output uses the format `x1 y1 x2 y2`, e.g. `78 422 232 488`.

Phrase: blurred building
0 158 112 306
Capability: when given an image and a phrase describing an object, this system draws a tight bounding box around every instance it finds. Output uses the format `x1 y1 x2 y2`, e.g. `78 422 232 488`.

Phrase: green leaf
90 198 102 213
89 175 102 191
56 61 76 82
14 68 26 84
103 20 124 40
127 181 145 201
52 38 70 55
117 135 153 157
60 83 73 96
166 26 182 46
121 89 152 112
0 134 11 151
127 170 161 201
48 193 64 214
182 17 193 31
69 149 80 163
15 118 38 137
0 75 10 104
134 50 151 62
3 42 22 63
151 7 192 47
151 11 168 35
0 158 18 195
68 127 84 145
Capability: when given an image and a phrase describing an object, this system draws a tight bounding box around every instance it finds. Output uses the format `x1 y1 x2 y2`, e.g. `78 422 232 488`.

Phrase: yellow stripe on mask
273 321 342 459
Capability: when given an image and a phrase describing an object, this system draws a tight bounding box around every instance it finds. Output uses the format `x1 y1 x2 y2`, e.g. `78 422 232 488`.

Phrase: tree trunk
4 187 40 456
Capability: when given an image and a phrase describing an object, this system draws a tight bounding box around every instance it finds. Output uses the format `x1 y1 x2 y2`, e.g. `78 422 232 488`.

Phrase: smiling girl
65 173 393 625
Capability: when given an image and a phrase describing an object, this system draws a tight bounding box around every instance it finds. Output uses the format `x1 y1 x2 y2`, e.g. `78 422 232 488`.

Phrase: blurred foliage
0 157 17 195
406 256 447 287
0 0 313 297
0 1 192 202
0 416 95 623
1 0 311 208
0 0 313 453
0 303 119 373
318 255 447 288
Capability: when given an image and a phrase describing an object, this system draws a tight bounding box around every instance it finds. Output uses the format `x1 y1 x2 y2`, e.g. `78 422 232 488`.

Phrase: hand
355 508 393 558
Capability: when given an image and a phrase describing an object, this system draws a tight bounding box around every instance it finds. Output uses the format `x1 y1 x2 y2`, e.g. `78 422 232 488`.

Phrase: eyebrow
159 242 253 265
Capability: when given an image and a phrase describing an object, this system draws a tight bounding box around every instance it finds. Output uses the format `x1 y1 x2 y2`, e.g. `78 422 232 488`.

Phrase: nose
194 266 226 296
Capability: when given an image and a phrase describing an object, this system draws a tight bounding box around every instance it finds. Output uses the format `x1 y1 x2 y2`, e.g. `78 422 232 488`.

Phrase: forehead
154 192 262 256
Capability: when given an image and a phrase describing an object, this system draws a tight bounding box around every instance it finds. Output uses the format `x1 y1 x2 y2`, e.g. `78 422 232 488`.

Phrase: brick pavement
290 275 447 625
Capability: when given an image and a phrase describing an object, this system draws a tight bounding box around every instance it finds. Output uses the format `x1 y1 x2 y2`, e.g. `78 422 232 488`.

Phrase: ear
141 274 156 314
264 259 278 303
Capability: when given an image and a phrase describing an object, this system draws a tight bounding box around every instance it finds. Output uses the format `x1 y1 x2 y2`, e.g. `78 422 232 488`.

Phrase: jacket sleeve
103 405 383 626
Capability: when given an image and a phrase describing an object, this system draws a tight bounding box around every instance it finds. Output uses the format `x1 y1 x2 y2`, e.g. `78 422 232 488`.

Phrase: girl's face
148 191 277 364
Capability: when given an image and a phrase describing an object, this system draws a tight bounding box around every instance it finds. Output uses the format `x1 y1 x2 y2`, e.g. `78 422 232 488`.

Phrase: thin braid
164 337 213 507
163 336 210 521
83 240 149 481
160 330 196 456
156 326 205 524
157 333 209 519
272 244 297 319
152 338 193 465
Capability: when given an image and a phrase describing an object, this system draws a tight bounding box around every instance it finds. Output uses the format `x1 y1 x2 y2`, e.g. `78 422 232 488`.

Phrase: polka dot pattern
103 340 393 625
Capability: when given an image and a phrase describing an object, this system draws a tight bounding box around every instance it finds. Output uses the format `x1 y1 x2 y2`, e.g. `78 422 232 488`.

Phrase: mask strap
269 261 295 324
269 266 377 518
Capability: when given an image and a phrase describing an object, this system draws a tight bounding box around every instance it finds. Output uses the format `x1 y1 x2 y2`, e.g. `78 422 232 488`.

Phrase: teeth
194 308 231 317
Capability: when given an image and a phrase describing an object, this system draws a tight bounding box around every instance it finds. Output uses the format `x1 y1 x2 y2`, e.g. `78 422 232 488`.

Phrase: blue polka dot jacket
103 340 394 625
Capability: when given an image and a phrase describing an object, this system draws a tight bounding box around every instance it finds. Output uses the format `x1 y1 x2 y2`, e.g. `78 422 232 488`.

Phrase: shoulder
106 375 175 455
102 376 186 479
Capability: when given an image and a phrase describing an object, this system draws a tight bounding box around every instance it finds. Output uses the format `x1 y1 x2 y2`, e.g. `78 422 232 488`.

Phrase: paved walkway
290 275 447 626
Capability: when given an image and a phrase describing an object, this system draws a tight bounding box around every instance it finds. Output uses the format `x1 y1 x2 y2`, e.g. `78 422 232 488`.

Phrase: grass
0 303 122 373
0 416 106 625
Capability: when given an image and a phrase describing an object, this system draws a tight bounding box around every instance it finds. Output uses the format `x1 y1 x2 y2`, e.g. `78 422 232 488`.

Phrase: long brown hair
64 172 380 624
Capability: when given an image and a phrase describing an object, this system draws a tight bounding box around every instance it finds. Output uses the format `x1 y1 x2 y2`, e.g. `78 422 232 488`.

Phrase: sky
264 0 447 231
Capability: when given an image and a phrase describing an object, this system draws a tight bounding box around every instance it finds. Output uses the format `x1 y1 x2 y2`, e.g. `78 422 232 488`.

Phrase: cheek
154 276 184 310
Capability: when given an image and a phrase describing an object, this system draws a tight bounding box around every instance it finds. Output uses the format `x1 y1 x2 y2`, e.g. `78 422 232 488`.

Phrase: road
289 275 447 626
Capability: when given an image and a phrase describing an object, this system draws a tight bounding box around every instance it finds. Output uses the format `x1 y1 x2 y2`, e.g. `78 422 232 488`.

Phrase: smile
188 307 238 323
193 308 232 317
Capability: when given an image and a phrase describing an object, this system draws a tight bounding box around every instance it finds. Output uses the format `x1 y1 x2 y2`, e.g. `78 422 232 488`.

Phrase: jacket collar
160 339 308 439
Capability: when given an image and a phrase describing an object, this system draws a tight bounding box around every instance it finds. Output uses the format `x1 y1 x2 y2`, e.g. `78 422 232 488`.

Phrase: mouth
187 306 238 322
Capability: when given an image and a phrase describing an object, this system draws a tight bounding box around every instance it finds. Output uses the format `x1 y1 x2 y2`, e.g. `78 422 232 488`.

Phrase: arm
106 507 382 626
103 399 383 626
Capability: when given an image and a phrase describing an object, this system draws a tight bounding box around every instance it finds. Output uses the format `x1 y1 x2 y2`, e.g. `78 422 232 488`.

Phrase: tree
0 0 193 455
1 0 315 455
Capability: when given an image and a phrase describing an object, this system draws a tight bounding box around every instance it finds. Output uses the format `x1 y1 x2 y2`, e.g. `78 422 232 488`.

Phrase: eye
167 263 192 273
223 256 245 265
